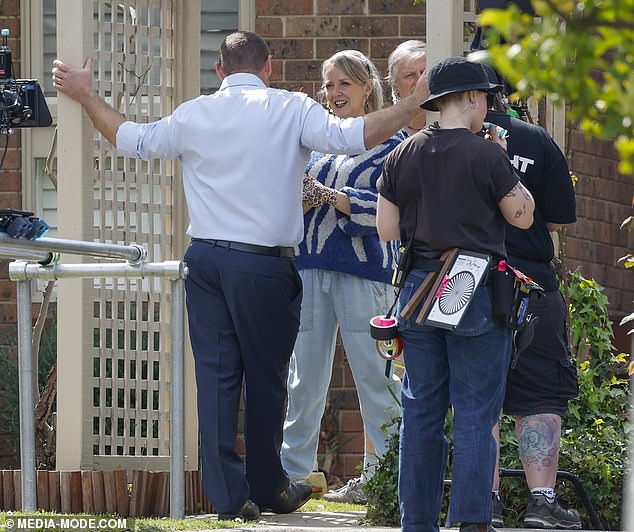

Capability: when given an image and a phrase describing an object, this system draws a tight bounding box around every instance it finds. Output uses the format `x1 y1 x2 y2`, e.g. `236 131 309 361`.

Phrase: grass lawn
0 499 366 530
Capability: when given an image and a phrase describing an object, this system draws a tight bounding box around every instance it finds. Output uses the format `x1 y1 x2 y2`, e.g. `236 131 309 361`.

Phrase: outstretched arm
363 70 429 149
52 58 126 146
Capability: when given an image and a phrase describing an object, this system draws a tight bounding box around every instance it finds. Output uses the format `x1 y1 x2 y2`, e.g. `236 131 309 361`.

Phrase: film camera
0 28 52 135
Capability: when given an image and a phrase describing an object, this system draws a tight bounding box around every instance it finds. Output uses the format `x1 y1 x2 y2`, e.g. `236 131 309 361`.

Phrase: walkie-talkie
392 245 412 288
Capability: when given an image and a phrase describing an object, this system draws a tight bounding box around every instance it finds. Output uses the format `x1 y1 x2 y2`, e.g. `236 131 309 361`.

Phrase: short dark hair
219 31 270 76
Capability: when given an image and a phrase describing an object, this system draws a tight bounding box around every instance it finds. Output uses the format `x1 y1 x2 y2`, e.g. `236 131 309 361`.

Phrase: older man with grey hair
386 40 428 137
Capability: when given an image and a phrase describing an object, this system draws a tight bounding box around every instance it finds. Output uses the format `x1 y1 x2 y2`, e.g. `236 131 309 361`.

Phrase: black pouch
491 260 542 330
492 266 516 328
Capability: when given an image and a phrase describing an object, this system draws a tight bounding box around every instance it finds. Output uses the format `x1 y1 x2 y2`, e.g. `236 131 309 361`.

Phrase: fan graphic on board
437 271 476 315
425 251 491 329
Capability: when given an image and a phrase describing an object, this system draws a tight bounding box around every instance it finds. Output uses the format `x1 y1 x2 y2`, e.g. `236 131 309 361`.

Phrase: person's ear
365 82 373 101
215 61 226 80
263 55 273 78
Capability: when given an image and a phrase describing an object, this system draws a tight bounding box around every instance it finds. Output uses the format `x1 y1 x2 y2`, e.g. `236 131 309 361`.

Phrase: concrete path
188 510 591 531
207 510 395 530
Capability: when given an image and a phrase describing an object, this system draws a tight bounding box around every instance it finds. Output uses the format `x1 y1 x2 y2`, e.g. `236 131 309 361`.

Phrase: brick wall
0 0 21 468
256 0 426 95
255 0 426 484
0 0 21 209
566 128 634 353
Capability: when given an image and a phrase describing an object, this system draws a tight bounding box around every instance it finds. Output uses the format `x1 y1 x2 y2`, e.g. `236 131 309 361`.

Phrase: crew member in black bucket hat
420 56 503 111
376 55 535 532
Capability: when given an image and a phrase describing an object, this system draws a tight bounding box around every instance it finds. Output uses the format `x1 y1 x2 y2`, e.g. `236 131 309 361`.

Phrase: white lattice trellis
90 0 175 466
54 0 202 473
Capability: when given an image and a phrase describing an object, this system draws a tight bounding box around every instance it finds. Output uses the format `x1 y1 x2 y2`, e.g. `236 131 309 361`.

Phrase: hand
302 175 338 208
412 69 429 105
483 122 508 150
52 57 94 104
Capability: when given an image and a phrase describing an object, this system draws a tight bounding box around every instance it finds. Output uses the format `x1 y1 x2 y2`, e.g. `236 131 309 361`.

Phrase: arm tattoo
506 183 530 218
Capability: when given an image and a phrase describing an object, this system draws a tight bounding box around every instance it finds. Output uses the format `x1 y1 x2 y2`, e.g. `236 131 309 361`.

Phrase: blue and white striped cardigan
294 132 405 283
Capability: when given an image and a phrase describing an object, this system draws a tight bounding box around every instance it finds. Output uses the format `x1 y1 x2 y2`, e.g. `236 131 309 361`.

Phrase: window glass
42 0 57 97
201 0 238 94
35 158 57 235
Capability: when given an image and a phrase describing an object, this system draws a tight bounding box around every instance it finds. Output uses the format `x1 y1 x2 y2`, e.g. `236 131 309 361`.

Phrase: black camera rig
0 28 52 135
0 209 48 240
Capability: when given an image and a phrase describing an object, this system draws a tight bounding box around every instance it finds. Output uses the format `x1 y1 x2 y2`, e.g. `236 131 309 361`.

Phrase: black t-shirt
485 111 576 290
378 127 518 260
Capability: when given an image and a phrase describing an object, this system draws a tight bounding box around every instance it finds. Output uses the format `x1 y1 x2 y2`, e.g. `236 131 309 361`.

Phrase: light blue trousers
281 269 402 481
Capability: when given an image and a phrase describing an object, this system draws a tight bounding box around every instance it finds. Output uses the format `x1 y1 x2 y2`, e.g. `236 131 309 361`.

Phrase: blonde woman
281 50 403 503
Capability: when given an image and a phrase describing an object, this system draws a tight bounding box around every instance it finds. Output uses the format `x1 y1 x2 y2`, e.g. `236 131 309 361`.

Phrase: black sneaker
523 493 582 529
491 492 504 528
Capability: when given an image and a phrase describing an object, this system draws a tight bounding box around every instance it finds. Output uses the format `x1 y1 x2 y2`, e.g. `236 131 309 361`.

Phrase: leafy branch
477 0 634 174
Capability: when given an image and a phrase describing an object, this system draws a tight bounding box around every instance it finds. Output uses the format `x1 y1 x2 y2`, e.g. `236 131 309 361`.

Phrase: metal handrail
9 252 187 519
0 233 147 264
499 467 604 530
9 260 186 281
0 245 56 264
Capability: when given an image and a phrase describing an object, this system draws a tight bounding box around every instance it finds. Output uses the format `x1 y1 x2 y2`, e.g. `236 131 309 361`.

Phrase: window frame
20 0 57 219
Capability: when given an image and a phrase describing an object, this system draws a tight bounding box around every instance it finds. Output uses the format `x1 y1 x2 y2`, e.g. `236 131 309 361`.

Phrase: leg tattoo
516 414 561 473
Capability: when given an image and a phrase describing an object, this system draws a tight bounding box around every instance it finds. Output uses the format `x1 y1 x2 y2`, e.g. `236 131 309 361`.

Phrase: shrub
0 314 57 466
364 417 400 526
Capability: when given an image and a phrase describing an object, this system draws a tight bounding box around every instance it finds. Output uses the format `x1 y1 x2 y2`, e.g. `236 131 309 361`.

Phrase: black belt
410 254 495 285
192 238 294 258
410 256 444 272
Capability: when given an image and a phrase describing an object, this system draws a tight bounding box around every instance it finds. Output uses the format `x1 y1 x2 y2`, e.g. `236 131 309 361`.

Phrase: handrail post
17 279 37 511
170 278 186 519
8 252 187 517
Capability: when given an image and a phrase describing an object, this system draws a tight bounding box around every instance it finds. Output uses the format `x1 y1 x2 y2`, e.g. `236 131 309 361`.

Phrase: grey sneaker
491 492 504 528
322 477 367 504
523 493 582 529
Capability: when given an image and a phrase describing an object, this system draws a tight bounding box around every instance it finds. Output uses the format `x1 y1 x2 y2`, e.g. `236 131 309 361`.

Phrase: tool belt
490 259 543 331
409 256 444 272
399 249 539 330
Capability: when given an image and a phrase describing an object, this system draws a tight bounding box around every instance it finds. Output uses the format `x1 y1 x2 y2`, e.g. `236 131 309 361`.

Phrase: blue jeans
397 270 512 531
282 269 402 481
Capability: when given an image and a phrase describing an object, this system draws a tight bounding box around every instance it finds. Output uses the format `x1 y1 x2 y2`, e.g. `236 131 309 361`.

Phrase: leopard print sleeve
302 175 338 208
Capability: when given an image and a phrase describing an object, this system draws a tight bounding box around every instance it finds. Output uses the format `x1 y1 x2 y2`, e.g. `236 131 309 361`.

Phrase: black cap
481 63 502 85
420 56 503 111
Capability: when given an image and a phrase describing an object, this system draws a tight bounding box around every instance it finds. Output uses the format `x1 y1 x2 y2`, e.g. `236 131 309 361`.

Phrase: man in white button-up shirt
52 31 428 520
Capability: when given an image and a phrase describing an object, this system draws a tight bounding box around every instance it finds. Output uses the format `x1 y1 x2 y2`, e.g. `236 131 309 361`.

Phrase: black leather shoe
264 481 312 514
217 499 260 521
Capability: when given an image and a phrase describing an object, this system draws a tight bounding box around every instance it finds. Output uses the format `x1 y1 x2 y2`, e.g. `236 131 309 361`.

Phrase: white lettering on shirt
510 155 535 173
